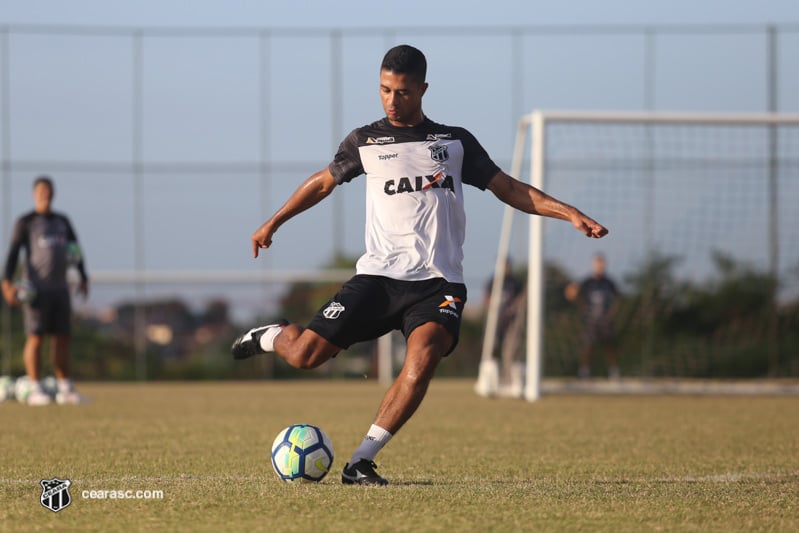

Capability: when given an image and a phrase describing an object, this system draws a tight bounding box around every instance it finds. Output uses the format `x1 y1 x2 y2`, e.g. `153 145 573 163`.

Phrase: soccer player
482 258 527 386
232 45 608 485
565 253 620 379
2 176 89 405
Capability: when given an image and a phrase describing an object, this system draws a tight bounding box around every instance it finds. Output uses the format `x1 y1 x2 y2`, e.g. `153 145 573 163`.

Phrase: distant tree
666 251 776 336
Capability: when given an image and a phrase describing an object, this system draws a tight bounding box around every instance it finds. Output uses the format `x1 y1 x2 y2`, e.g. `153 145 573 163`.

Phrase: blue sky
1 0 797 27
1 1 798 320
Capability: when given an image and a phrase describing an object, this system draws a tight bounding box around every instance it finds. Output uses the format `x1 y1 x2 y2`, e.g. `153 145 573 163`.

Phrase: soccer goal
476 110 799 401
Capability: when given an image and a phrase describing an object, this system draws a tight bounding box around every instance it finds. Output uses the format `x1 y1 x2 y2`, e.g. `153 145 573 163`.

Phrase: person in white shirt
232 45 608 485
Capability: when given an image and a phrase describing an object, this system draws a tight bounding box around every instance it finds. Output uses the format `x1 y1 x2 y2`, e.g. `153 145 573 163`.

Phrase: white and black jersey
329 117 500 283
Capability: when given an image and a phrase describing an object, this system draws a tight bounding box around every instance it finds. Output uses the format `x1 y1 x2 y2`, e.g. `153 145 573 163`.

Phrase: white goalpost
477 110 799 401
476 111 545 401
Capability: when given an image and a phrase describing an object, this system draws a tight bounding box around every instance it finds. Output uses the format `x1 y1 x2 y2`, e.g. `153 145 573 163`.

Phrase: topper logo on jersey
384 174 454 195
429 144 449 162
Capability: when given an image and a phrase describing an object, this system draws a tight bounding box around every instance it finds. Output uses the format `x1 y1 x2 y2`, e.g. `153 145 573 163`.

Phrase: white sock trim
367 424 393 441
258 325 283 352
57 378 74 393
349 424 393 464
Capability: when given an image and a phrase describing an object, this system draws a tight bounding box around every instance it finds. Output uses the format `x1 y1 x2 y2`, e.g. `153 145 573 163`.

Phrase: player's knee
26 334 43 344
400 350 442 385
280 331 338 370
286 351 321 370
285 349 337 370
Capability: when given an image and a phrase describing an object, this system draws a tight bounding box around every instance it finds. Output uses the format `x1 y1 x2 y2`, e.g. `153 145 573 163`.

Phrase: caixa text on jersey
383 174 455 195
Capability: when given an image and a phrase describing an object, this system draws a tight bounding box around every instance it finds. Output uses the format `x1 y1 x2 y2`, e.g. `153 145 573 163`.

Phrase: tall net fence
522 113 799 380
2 24 799 381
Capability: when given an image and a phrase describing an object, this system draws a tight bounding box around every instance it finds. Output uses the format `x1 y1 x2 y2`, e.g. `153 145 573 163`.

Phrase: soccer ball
270 424 334 482
0 376 15 402
14 376 33 403
42 376 58 398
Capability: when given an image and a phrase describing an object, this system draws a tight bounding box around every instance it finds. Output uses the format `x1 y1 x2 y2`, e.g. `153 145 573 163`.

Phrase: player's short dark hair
33 175 54 193
381 45 427 83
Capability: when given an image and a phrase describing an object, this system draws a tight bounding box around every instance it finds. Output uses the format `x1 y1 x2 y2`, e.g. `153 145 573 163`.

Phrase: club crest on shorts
40 478 72 513
322 301 346 320
429 144 449 162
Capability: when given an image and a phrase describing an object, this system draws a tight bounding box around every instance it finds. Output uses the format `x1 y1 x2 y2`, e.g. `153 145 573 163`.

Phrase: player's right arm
251 167 338 258
487 171 608 239
0 279 15 306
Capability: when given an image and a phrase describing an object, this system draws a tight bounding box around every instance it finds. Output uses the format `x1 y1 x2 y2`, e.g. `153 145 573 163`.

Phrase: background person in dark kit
483 257 526 386
232 45 609 485
2 176 89 405
565 253 619 379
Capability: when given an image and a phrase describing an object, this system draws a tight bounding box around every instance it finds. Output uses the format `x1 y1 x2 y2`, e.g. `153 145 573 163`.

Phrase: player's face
380 69 427 127
593 256 606 276
33 183 53 213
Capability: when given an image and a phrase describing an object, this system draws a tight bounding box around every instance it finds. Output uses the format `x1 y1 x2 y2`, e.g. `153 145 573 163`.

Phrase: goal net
477 110 799 401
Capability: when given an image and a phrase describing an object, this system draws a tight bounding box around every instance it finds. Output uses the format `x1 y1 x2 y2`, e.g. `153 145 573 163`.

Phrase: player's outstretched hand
571 211 609 239
77 280 89 301
251 222 277 258
1 280 17 306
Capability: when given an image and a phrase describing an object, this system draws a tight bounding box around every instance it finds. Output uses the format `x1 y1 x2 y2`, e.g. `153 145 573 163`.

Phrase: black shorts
307 275 467 355
582 317 615 347
23 288 72 336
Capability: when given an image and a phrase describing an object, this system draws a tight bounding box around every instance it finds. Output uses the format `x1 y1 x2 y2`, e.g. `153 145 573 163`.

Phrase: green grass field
2 380 798 532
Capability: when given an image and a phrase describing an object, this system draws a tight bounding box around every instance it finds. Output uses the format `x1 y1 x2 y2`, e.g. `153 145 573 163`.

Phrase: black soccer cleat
230 320 288 360
341 459 389 486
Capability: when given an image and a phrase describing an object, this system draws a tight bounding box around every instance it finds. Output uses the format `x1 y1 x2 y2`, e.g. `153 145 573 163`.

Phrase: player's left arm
64 216 89 298
486 171 608 239
608 279 620 318
251 167 339 258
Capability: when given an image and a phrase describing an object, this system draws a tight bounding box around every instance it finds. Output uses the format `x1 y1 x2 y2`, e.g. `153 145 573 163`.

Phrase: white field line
3 471 798 485
650 471 799 483
541 379 799 396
